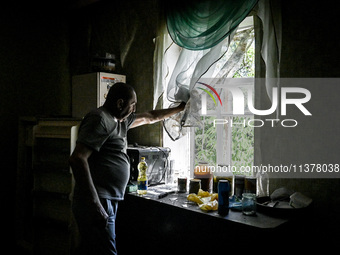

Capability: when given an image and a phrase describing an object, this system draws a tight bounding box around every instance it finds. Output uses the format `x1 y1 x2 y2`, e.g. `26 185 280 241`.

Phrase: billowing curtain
153 0 258 109
153 0 281 141
166 0 258 51
165 0 258 104
163 26 255 141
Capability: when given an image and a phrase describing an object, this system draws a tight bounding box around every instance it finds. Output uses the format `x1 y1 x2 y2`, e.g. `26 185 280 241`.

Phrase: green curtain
166 0 258 50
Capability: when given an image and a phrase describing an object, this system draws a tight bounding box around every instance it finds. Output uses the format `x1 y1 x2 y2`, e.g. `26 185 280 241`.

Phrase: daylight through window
163 16 255 179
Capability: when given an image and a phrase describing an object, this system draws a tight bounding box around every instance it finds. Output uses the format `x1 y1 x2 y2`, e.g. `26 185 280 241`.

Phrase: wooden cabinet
31 119 79 255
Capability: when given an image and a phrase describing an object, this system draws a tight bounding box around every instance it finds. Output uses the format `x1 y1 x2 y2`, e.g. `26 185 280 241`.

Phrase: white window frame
189 79 255 176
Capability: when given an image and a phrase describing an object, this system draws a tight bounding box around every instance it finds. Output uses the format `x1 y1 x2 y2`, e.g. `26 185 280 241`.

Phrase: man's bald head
103 82 137 121
105 82 135 104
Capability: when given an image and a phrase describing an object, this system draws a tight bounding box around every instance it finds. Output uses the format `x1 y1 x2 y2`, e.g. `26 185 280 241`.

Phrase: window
163 16 255 179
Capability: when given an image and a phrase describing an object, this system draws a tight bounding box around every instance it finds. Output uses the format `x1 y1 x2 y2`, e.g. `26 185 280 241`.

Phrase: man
69 82 186 255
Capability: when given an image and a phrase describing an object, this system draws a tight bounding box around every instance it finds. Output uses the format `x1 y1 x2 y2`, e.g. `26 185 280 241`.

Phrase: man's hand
174 86 190 103
177 101 186 111
88 200 109 227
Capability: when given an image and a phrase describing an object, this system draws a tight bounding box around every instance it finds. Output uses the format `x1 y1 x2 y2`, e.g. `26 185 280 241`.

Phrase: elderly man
69 82 185 255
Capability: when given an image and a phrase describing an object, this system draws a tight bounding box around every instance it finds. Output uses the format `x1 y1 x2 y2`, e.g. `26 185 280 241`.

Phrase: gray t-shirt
75 106 135 200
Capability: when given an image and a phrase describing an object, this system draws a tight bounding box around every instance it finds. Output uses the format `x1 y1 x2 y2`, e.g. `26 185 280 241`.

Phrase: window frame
162 14 260 179
189 15 257 177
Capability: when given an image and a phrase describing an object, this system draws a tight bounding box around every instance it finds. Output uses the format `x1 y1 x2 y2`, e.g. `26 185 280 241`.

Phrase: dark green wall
2 1 161 247
69 0 162 145
1 5 71 185
255 1 340 240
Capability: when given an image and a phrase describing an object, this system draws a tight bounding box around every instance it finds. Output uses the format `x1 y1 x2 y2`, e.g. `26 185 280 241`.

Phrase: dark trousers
73 198 118 255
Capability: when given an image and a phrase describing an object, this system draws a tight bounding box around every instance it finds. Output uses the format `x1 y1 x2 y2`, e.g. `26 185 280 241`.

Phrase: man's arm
130 102 186 128
69 142 108 224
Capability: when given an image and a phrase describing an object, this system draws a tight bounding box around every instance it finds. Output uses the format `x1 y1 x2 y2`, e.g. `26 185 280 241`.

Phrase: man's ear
117 99 124 110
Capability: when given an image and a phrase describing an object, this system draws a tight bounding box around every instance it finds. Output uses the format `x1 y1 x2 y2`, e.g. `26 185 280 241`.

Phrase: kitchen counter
115 187 311 255
130 190 290 229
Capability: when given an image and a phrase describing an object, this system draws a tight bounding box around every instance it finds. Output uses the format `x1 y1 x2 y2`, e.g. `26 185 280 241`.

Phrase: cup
242 193 256 215
189 179 201 194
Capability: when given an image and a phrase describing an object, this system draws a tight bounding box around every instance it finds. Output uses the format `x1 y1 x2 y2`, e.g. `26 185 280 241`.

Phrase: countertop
127 188 290 229
116 186 311 254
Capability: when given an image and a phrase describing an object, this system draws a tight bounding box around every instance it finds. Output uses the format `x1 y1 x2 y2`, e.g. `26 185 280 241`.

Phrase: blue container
218 180 230 215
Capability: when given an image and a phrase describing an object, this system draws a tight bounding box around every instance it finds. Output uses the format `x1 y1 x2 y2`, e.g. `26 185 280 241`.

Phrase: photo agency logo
197 82 223 110
197 78 312 128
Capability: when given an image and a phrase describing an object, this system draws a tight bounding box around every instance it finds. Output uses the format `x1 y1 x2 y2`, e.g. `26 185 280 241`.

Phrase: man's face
119 92 137 122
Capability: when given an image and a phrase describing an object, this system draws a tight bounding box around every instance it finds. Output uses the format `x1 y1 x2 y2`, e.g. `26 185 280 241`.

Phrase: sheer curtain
166 0 258 51
153 24 176 109
257 0 282 102
153 0 281 141
153 0 258 107
165 0 258 105
163 25 254 141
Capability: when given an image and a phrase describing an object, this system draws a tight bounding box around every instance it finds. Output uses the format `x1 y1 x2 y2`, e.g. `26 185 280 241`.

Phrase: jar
194 162 213 192
177 177 187 193
189 179 201 194
242 193 256 215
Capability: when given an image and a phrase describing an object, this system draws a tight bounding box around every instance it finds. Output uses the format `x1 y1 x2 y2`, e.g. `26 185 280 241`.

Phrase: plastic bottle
137 157 148 195
256 171 269 197
165 159 175 186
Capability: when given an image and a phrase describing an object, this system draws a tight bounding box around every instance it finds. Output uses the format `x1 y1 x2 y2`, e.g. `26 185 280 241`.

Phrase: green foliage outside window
194 116 217 166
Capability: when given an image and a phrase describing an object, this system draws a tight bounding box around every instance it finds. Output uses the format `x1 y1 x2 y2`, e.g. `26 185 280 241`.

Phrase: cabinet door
32 120 79 255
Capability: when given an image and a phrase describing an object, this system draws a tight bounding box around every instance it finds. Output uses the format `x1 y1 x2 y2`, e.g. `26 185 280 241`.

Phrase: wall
1 0 162 185
1 6 71 195
70 0 162 146
2 2 71 249
255 0 340 239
